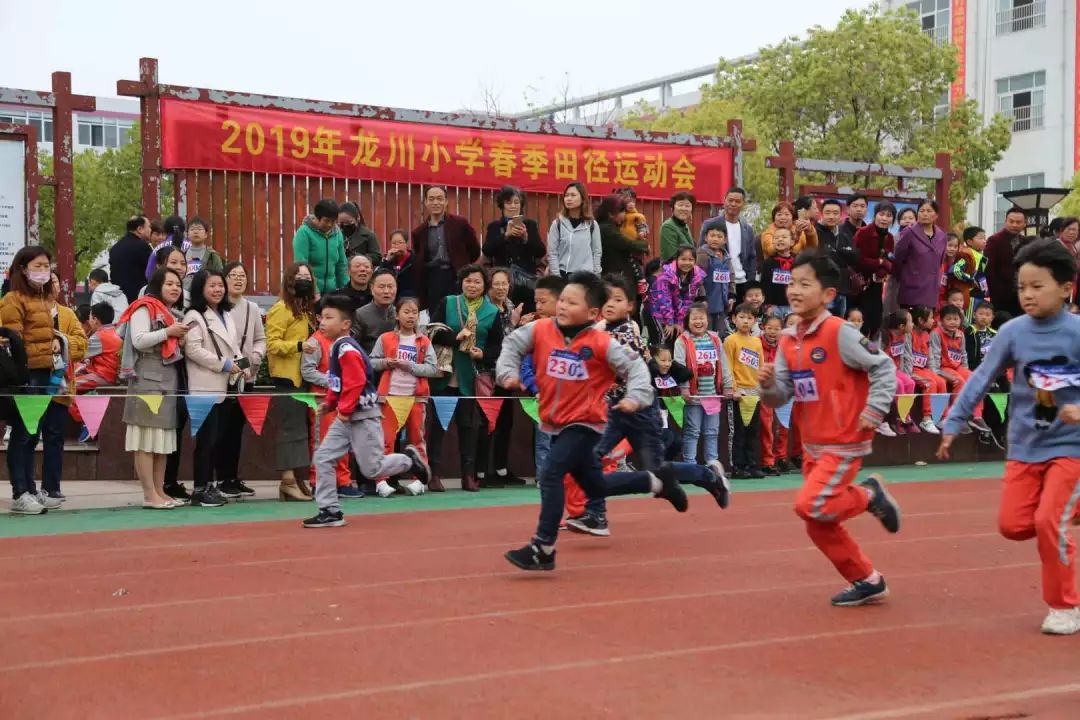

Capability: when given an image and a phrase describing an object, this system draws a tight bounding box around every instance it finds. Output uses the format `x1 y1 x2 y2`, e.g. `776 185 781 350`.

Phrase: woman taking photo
760 201 818 257
2 247 87 515
474 268 523 487
183 269 246 508
893 199 948 311
214 262 266 498
853 202 898 337
266 262 318 501
482 186 545 309
119 267 188 510
547 181 601 277
427 264 504 492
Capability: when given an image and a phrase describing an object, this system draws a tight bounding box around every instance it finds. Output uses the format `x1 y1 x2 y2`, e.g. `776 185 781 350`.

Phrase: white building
0 96 139 153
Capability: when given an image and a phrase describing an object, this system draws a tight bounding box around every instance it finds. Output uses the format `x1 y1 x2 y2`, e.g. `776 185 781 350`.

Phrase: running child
759 253 901 606
521 274 567 475
496 271 690 571
370 296 439 497
938 240 1080 634
909 305 946 434
303 295 430 528
930 305 992 433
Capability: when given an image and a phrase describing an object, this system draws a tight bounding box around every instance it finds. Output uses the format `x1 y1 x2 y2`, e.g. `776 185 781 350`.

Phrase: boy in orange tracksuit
909 305 947 434
760 253 901 607
758 313 791 475
302 309 355 496
930 304 992 434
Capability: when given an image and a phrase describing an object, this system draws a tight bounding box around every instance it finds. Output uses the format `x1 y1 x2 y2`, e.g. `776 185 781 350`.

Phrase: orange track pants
794 452 873 583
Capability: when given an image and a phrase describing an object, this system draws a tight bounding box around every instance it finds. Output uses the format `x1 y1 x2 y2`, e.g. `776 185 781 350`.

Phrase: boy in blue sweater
696 225 736 336
939 240 1080 635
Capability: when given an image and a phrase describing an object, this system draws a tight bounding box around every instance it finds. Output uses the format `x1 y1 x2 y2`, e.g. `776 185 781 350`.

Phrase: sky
4 0 865 114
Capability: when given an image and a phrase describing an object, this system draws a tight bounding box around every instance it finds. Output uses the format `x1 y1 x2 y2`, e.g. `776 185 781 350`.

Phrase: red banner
950 0 967 107
160 99 733 203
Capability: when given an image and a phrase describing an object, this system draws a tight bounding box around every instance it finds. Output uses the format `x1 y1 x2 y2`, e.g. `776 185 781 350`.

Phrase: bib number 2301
547 349 589 381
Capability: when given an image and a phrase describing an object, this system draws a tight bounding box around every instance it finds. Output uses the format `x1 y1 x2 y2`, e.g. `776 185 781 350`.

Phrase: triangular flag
386 396 415 431
989 393 1009 421
138 394 164 415
477 398 504 432
662 396 685 428
699 397 723 416
291 393 318 411
739 395 760 427
519 397 541 424
929 393 949 423
775 400 793 429
74 395 112 439
238 395 271 435
186 394 223 437
896 394 915 423
13 396 51 435
433 396 458 430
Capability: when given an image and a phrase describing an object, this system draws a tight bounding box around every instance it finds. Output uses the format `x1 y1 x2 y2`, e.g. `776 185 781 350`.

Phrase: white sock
496 468 507 476
863 486 874 502
539 543 555 554
649 473 662 494
862 570 881 584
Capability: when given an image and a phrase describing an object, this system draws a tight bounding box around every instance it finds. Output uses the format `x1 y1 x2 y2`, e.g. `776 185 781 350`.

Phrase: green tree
1056 170 1080 218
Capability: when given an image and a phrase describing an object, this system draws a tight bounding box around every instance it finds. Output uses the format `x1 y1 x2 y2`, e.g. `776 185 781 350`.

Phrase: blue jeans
7 369 67 498
682 403 720 463
534 428 552 501
533 426 652 546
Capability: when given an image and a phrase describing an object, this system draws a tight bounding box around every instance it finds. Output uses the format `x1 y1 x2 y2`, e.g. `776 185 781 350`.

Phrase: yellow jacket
760 222 818 258
0 293 87 405
265 300 311 388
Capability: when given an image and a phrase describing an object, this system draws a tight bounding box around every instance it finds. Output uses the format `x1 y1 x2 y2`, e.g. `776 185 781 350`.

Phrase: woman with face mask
1 247 88 515
266 262 319 500
338 202 382 265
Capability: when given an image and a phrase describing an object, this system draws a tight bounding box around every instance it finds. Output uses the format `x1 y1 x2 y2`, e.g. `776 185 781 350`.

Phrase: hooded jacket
292 216 348 295
649 261 705 327
90 282 129 319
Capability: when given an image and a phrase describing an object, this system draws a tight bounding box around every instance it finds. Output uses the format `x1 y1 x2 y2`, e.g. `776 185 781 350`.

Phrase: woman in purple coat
893 199 947 309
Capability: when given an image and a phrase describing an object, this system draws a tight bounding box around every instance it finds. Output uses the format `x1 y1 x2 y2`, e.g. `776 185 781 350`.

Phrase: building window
933 91 950 120
76 117 134 149
995 173 1045 228
996 0 1046 35
907 0 951 46
996 71 1045 132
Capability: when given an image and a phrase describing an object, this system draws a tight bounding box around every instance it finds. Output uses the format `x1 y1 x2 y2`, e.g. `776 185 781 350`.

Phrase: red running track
1 477 1079 719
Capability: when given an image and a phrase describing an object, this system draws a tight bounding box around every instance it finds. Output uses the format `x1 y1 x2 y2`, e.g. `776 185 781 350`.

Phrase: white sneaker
10 493 45 515
375 480 397 498
1041 607 1080 635
918 418 941 435
875 422 897 437
36 491 62 510
402 480 426 496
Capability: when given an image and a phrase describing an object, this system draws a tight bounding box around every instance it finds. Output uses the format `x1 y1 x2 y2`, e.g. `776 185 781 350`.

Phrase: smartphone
509 215 525 227
185 321 198 328
235 357 251 370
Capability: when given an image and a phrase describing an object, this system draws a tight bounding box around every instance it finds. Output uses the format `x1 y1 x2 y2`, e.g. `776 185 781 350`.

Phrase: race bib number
546 349 588 381
792 369 819 402
738 347 760 369
654 375 677 390
695 346 718 364
712 270 730 284
978 277 988 294
397 344 417 363
889 342 904 358
912 351 928 369
947 348 964 364
187 257 203 276
772 269 792 285
327 374 341 392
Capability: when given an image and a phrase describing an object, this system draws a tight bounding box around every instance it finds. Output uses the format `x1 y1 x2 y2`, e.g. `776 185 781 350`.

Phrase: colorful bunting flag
433 396 458 430
238 395 271 435
519 397 541 424
989 393 1009 421
739 395 760 427
477 398 504 432
929 393 949 423
290 393 318 411
662 396 685 428
186 394 223 437
138 394 164 415
74 395 111 439
386 396 415 431
13 396 51 435
775 400 793 429
896 394 915 423
699 397 723 416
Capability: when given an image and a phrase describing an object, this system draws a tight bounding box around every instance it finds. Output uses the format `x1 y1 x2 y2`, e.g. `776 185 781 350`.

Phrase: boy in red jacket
760 253 901 606
303 295 430 528
930 304 992 434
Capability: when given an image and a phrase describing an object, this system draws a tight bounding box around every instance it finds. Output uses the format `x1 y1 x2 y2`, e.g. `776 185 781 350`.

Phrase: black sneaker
776 459 792 474
968 417 992 434
566 514 611 537
790 455 803 469
164 483 191 501
860 474 901 533
190 485 228 508
403 445 430 486
504 543 555 571
705 461 731 509
747 467 765 479
217 480 243 499
501 471 527 486
235 481 256 497
830 576 889 606
302 508 346 528
731 467 749 479
761 465 781 477
652 464 689 512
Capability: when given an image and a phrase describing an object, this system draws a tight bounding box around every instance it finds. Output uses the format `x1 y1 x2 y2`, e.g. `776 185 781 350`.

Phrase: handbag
473 368 495 397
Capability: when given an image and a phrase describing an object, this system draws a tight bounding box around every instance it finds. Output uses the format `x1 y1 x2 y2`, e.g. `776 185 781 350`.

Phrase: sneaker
747 467 765 479
190 485 228 508
403 445 430 486
566 514 611 537
164 483 191 501
706 460 731 509
860 474 901 533
401 479 426 496
830 576 889 606
337 484 365 499
504 543 556 571
10 493 45 515
36 491 62 510
1042 607 1080 635
761 464 781 476
775 459 792 474
902 421 920 434
918 418 940 435
499 471 527 486
235 481 256 497
731 467 750 479
302 508 346 528
968 417 992 433
652 464 689 512
77 425 91 443
875 421 897 437
44 489 65 502
375 480 397 498
217 480 244 499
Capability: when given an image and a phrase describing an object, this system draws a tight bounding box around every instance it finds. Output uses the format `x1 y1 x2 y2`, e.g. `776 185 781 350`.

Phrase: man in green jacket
292 198 347 294
659 191 696 261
